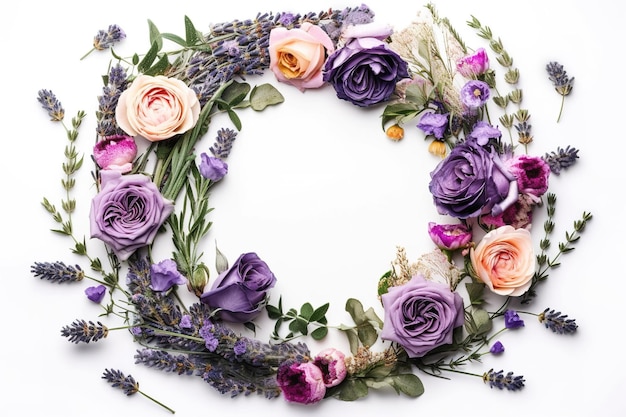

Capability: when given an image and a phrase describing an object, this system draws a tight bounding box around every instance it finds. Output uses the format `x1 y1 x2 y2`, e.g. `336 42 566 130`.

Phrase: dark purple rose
200 252 277 323
380 274 464 358
417 112 449 139
276 361 326 404
322 37 409 107
150 259 187 292
504 309 525 329
506 155 550 199
460 80 490 108
85 285 106 303
467 121 501 146
90 170 174 261
199 152 228 182
429 139 518 219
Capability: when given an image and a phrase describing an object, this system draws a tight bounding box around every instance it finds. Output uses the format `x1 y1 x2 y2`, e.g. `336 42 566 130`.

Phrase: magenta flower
456 47 490 78
199 153 228 182
149 259 187 292
276 361 326 404
93 135 137 173
417 112 449 139
85 285 106 303
460 80 490 108
312 348 347 388
507 155 551 200
428 222 472 251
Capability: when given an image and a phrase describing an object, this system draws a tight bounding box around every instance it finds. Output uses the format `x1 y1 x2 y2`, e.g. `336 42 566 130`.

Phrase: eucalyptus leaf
250 84 285 111
221 81 251 106
388 374 424 397
147 19 163 51
334 378 369 401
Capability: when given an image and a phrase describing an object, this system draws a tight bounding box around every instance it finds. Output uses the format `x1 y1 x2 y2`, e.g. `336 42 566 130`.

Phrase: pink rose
93 134 137 173
312 348 347 388
269 22 334 92
470 225 535 296
115 74 200 142
276 361 326 404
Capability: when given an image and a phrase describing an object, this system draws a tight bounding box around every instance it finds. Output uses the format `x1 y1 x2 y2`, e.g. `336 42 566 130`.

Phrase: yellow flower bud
428 140 448 158
386 124 404 141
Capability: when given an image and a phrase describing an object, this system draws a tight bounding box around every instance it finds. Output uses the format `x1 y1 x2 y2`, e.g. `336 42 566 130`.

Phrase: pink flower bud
456 47 490 78
93 135 137 173
427 222 472 251
313 348 347 387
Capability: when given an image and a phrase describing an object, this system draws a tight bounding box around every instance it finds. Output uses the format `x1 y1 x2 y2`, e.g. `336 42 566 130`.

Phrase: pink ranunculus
506 155 551 201
470 225 535 296
381 274 464 358
90 170 174 261
115 74 200 142
93 134 137 173
456 47 490 78
427 222 472 251
276 361 326 404
313 348 347 388
268 22 335 92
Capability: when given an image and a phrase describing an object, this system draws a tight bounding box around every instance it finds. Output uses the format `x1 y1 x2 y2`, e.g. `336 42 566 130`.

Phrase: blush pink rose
470 225 535 296
115 74 200 142
269 22 334 92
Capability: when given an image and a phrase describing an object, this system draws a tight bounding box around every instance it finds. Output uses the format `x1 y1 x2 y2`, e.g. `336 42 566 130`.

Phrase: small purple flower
278 12 296 26
456 48 490 78
199 323 219 352
490 341 505 354
93 135 137 173
460 80 490 108
130 326 142 336
233 340 247 356
427 222 472 251
417 112 449 139
276 362 326 404
85 285 106 303
199 153 228 182
179 314 192 329
504 310 525 329
467 121 501 146
149 259 187 292
313 348 347 388
93 24 126 50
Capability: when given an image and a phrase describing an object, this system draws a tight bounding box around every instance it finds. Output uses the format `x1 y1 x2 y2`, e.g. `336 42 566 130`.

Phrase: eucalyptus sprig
521 193 592 303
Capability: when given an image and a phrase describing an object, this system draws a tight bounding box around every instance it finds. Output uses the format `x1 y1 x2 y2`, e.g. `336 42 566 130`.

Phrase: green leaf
249 84 285 111
465 308 492 336
221 81 251 106
387 374 424 397
147 19 163 51
300 302 314 320
266 304 282 320
334 378 369 401
160 33 187 47
138 40 159 73
142 53 170 76
227 109 242 131
465 282 485 305
343 328 359 355
184 15 199 45
310 326 328 340
309 303 330 322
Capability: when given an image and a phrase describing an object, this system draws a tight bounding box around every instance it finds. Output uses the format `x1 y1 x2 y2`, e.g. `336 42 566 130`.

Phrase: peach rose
470 225 535 296
268 22 334 92
115 74 200 142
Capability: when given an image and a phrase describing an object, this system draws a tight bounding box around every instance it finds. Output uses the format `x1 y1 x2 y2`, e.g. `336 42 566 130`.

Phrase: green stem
138 390 176 414
556 95 565 123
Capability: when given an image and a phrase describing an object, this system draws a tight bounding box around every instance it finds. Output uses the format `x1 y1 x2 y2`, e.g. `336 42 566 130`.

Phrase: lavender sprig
61 319 109 343
543 146 579 175
483 369 525 391
538 308 578 334
37 89 65 122
102 369 175 414
81 24 126 60
30 261 84 283
546 61 574 122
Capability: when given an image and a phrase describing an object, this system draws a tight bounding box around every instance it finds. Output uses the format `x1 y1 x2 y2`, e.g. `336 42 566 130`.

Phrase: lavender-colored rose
322 37 409 107
381 274 464 358
90 170 174 261
200 252 277 323
429 139 518 219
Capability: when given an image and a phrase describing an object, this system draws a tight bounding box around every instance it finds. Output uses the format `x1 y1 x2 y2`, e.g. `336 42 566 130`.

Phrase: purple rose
90 170 174 261
199 152 228 182
380 274 464 358
460 80 490 108
417 112 449 139
429 139 518 219
85 285 106 303
427 222 472 251
323 37 409 107
150 259 187 292
506 155 550 200
200 252 277 323
276 361 326 404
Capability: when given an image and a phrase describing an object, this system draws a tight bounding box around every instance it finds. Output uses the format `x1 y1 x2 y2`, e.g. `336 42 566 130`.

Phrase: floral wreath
34 3 591 412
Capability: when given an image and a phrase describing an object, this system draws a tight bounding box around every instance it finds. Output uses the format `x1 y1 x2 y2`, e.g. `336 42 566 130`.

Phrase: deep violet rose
276 362 326 404
322 37 409 107
429 139 518 219
380 274 464 358
150 259 187 292
200 252 277 323
90 170 174 261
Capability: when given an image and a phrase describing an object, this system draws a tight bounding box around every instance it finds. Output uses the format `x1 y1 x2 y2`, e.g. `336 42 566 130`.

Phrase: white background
1 0 623 416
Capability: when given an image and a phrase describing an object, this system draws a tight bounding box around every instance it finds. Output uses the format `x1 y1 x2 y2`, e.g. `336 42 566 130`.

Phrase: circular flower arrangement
33 3 590 412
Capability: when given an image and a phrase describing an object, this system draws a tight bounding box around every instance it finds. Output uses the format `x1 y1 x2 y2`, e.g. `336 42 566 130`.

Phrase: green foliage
341 298 383 355
266 297 330 342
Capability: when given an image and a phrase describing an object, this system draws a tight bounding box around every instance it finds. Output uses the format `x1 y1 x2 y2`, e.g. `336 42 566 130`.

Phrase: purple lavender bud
85 285 106 303
504 310 525 329
490 341 505 354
